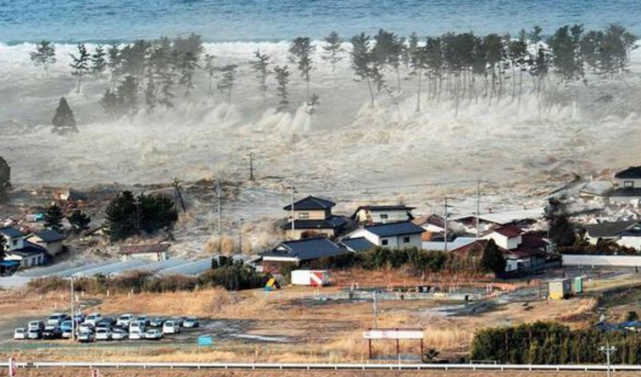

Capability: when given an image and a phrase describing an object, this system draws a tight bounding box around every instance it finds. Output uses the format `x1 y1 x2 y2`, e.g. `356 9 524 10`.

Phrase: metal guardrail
1 361 640 372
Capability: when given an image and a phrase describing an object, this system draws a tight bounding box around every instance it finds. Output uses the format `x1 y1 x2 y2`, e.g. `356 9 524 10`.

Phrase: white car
129 320 146 333
117 314 135 328
144 329 164 340
79 323 95 333
129 328 143 340
14 328 26 340
47 313 67 326
27 329 41 339
77 332 94 343
111 328 128 340
84 313 102 326
162 320 180 334
95 328 112 341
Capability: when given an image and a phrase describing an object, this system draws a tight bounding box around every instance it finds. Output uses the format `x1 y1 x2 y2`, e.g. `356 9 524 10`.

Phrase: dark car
149 317 165 327
97 317 117 328
43 327 62 339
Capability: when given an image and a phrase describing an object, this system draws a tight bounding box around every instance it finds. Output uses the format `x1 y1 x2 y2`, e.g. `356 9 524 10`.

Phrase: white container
291 270 329 286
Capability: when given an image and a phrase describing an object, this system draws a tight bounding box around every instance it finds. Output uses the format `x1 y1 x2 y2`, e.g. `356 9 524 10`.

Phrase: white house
120 243 170 262
1 227 47 268
346 221 424 248
481 226 550 272
0 226 25 251
482 225 523 250
352 205 415 225
282 196 348 239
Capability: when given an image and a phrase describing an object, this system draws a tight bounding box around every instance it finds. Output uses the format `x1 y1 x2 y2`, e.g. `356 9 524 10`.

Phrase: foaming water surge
0 41 640 209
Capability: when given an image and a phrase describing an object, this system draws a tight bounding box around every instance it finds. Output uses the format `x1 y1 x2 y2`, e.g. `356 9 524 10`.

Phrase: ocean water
0 0 639 43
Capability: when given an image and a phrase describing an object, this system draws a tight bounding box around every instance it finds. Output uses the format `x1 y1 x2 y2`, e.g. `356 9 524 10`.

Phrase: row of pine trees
29 24 637 121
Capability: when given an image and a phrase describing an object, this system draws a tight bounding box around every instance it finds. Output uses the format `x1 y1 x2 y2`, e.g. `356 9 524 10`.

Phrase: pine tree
273 65 291 112
100 89 122 118
44 204 64 232
203 54 217 97
480 239 506 275
410 40 428 112
178 51 200 99
144 68 158 114
0 156 10 203
30 40 56 74
107 43 122 85
321 31 345 73
289 37 315 102
116 76 139 120
351 33 380 107
91 45 108 77
250 50 271 97
105 191 138 242
69 43 90 93
217 64 238 103
52 97 78 135
68 210 91 232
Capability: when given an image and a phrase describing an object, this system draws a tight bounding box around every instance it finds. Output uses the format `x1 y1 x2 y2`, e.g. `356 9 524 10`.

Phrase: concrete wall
563 254 641 267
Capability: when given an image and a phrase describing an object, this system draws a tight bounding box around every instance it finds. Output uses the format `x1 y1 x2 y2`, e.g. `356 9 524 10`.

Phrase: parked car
183 317 199 328
77 332 94 343
96 317 116 329
95 328 112 341
144 329 164 340
136 316 150 326
43 327 62 339
162 320 180 334
73 314 86 324
128 328 143 340
13 328 26 340
111 328 128 340
173 317 185 327
47 313 68 326
62 328 73 339
116 314 135 328
84 313 102 326
79 323 95 334
149 317 165 327
28 320 45 331
129 320 146 333
27 329 42 339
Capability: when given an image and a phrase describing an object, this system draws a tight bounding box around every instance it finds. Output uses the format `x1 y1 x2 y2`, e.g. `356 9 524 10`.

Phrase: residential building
345 221 424 248
339 237 375 252
450 208 544 235
0 226 25 251
352 205 415 225
1 226 47 267
120 243 170 262
259 237 349 273
610 166 641 204
27 229 67 256
412 214 446 241
480 225 550 272
583 220 641 247
282 196 348 239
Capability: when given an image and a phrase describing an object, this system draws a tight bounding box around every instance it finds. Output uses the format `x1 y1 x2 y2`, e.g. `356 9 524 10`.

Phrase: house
583 220 641 248
480 225 550 272
0 226 25 251
282 196 348 239
345 221 424 248
583 220 638 245
413 214 446 241
27 229 67 256
578 181 613 203
53 187 88 203
423 237 478 252
352 205 415 225
609 166 641 204
259 237 349 273
340 237 376 252
450 208 544 235
4 242 46 267
120 243 170 262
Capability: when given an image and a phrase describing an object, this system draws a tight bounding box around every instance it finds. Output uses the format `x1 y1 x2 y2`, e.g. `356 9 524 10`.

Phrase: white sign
363 330 424 339
8 358 16 377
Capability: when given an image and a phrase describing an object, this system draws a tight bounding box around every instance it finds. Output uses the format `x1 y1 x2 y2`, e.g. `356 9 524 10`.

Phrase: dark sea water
0 0 639 43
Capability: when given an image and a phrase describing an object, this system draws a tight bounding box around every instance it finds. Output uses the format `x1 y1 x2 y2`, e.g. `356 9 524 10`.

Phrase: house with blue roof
282 195 349 240
0 226 47 268
344 221 425 249
259 237 349 273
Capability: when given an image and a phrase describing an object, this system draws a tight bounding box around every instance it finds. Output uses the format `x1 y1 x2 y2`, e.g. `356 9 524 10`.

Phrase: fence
1 361 639 372
562 254 641 267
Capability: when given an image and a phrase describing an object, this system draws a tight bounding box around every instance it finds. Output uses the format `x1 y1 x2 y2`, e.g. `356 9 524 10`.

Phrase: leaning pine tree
52 97 78 135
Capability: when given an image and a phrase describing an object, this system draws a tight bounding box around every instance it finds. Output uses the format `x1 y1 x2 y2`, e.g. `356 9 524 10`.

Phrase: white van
162 320 180 334
129 320 146 333
128 328 143 340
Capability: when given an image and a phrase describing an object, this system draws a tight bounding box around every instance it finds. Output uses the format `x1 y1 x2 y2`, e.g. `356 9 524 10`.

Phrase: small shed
291 270 330 287
120 243 170 262
549 278 572 300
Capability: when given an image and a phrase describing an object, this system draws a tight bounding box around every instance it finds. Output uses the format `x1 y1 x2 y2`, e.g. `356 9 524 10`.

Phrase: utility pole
172 178 187 212
70 276 75 342
249 153 255 181
238 218 244 254
476 180 481 239
372 291 378 329
599 343 616 377
288 186 297 238
443 197 449 253
216 179 223 253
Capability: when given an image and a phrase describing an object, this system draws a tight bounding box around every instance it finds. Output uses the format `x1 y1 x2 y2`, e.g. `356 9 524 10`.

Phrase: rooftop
120 243 171 255
283 196 336 211
615 166 641 179
584 220 638 238
32 229 67 243
0 226 25 239
491 225 522 238
363 221 425 237
340 237 376 252
261 237 348 261
355 204 415 212
280 216 347 230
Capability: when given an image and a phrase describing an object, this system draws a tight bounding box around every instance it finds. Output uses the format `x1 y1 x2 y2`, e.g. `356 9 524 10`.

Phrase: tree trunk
366 75 375 108
416 68 422 113
396 68 402 92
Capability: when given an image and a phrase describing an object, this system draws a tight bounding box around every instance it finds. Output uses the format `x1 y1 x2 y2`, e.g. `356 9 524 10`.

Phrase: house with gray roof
344 221 425 249
352 204 415 225
584 220 641 248
27 229 67 256
1 227 47 268
610 166 641 204
340 237 375 252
